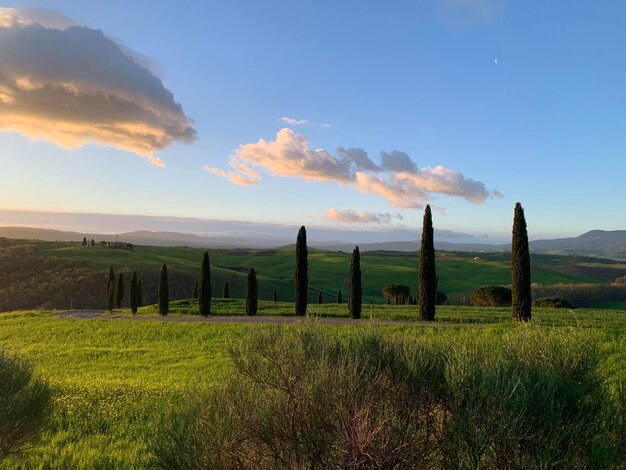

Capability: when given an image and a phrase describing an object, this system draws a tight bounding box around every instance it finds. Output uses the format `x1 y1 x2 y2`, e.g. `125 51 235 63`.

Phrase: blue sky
1 1 625 242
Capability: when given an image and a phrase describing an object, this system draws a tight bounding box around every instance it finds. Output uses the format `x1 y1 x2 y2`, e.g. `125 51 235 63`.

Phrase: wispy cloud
326 209 403 225
278 117 331 128
203 128 501 208
0 8 195 166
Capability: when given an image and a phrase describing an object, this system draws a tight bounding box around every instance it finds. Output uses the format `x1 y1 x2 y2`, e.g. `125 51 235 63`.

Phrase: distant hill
1 226 625 259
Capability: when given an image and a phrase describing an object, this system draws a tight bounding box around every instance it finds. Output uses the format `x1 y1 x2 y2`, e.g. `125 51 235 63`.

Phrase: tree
82 237 87 246
512 202 532 321
137 280 143 307
199 252 211 316
223 281 230 299
246 268 257 316
349 246 362 319
106 278 115 312
193 281 199 299
129 271 139 315
91 238 95 246
116 272 124 308
158 264 169 316
295 226 308 316
337 290 342 304
273 290 278 302
382 284 411 303
317 292 323 304
418 205 437 321
106 267 115 311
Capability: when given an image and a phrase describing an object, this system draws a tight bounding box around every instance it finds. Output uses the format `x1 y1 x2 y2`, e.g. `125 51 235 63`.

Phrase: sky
1 0 625 243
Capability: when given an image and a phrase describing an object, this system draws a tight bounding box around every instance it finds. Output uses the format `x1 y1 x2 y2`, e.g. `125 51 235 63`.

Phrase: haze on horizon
1 1 625 240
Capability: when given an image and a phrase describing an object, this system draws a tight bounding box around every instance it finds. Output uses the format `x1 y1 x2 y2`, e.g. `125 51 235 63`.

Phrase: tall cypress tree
295 226 308 316
137 280 143 307
193 281 199 299
317 292 323 304
199 252 211 316
223 281 230 299
246 268 258 316
418 205 437 321
158 264 169 316
129 271 138 315
273 290 278 302
106 267 115 311
337 290 342 304
116 272 124 308
349 246 362 319
512 202 532 321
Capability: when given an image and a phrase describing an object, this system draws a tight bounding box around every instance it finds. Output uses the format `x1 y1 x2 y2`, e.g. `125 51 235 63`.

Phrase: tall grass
156 323 625 469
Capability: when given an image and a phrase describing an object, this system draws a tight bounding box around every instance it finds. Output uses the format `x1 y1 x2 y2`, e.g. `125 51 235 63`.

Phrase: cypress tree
193 281 199 299
418 205 437 321
223 281 230 299
82 237 87 246
129 271 138 315
337 290 342 304
158 264 169 316
317 292 323 304
116 272 124 308
91 238 95 246
106 278 115 312
273 290 278 302
295 226 308 316
106 267 115 311
349 246 362 319
137 280 143 307
512 202 532 321
199 252 211 316
246 268 258 316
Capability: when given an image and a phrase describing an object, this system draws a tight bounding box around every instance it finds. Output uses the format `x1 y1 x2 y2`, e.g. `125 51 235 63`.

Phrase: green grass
1 305 625 468
592 300 626 310
32 241 608 304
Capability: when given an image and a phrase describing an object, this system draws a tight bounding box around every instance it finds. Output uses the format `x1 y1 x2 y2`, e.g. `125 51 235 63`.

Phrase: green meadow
1 302 625 468
32 241 623 303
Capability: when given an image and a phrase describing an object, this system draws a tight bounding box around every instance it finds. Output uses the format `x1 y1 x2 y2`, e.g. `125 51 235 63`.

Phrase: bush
0 350 52 463
471 285 512 307
533 297 575 309
435 291 449 305
156 324 618 469
381 284 411 301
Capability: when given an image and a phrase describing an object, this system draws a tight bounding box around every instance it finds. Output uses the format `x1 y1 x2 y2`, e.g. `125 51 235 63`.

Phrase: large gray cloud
0 8 195 165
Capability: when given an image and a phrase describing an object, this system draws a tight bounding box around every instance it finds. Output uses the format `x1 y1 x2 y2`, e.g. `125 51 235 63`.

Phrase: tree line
137 202 531 321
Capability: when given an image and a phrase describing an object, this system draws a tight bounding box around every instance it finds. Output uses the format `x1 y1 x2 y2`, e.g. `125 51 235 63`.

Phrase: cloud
204 128 501 208
326 208 403 225
0 8 195 165
278 116 331 128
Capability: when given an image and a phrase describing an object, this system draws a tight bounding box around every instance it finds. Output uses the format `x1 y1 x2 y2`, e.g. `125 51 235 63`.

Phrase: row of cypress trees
122 202 531 322
417 202 531 322
106 268 143 315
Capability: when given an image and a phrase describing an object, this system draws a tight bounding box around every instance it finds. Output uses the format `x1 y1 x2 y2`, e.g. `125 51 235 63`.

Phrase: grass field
32 240 623 304
1 302 625 468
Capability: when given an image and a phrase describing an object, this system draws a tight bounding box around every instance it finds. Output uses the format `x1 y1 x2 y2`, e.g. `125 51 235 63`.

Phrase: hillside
2 238 624 311
2 226 626 258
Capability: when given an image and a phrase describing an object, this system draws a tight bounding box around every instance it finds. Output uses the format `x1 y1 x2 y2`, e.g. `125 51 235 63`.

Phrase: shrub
156 324 616 469
533 297 575 309
0 350 52 463
435 291 449 305
381 284 411 301
471 285 512 307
